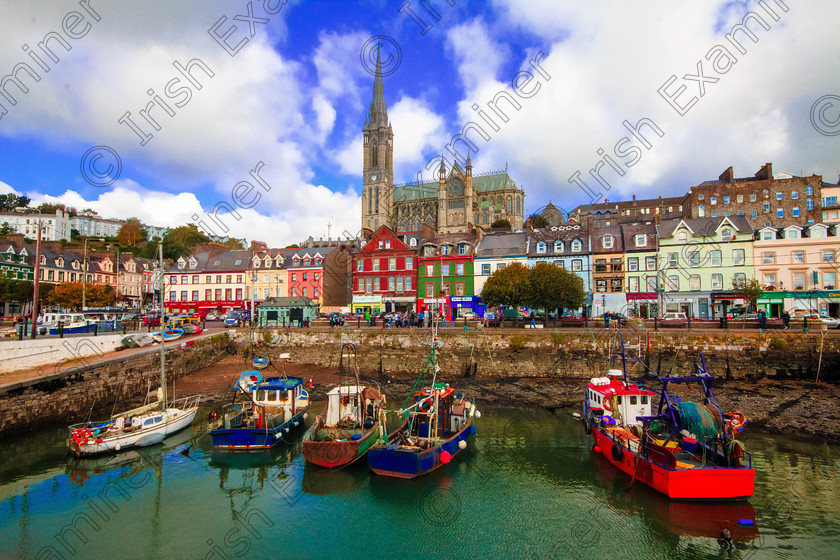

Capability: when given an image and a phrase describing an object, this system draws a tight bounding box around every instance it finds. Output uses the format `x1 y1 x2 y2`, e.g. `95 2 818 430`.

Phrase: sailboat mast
158 244 168 409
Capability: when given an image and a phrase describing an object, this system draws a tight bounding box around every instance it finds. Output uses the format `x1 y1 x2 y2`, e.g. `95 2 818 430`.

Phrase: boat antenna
158 244 168 409
619 333 629 390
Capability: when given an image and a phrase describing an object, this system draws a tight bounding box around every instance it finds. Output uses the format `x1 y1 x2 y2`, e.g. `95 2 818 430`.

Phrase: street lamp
16 207 40 338
82 237 105 309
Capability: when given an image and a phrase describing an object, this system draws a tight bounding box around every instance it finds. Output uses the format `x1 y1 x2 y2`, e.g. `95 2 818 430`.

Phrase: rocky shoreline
176 355 840 444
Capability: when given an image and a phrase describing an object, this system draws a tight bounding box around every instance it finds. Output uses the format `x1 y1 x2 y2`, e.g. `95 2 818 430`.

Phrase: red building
351 226 419 315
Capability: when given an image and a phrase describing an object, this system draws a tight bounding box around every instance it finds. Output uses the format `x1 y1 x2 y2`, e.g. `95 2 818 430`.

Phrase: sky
0 0 838 247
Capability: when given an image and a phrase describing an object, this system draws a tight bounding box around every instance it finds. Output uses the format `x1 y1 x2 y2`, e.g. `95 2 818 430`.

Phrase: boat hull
592 428 755 500
368 420 475 479
302 417 381 468
69 406 199 456
211 407 308 451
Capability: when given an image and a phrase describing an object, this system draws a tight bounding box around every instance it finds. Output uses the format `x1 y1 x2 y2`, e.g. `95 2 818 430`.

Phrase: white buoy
572 413 581 419
115 444 121 451
458 440 467 450
474 410 481 418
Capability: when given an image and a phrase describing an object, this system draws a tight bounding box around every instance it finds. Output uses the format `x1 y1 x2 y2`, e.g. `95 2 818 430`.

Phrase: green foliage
0 276 33 304
732 277 762 310
509 334 527 351
480 262 530 308
526 262 586 316
0 193 30 212
162 225 211 259
262 331 273 345
527 213 549 228
0 222 12 235
490 218 511 229
48 282 113 309
769 337 785 350
552 331 564 346
37 202 77 216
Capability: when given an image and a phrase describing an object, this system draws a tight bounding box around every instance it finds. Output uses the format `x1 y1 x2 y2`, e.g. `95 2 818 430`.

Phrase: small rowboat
151 329 184 343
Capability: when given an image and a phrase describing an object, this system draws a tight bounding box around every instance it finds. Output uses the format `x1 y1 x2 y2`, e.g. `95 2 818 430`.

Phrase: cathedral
361 54 525 234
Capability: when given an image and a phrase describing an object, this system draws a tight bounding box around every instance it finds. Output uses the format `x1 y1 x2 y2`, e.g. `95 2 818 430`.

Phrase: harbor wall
0 334 233 436
241 327 840 383
0 334 124 374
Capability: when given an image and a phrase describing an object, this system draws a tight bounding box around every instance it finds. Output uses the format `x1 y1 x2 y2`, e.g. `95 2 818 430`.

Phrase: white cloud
445 19 509 92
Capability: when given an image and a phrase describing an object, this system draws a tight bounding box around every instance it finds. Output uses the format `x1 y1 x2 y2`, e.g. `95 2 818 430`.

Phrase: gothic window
375 187 380 212
368 189 372 213
506 195 512 213
448 179 465 198
482 213 488 225
516 197 521 214
496 195 503 206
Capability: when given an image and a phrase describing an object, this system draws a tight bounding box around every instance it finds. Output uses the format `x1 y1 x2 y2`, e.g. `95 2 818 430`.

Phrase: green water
0 406 838 559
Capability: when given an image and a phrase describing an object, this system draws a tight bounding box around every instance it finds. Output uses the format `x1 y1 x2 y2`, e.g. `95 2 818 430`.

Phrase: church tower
361 50 394 231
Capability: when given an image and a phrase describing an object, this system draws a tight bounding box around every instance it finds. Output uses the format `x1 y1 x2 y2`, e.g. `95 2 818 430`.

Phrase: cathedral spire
367 47 388 128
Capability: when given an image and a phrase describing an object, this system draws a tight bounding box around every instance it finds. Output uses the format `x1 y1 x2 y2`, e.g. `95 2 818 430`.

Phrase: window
180 290 187 301
751 210 758 220
698 205 705 217
763 252 775 264
226 275 232 284
572 259 582 272
302 288 308 297
711 274 723 290
385 240 391 249
721 229 732 242
497 263 506 270
737 210 744 216
667 252 678 268
357 278 363 292
205 289 211 300
737 195 743 203
459 244 467 255
455 282 465 296
733 249 745 266
762 230 774 240
733 273 746 286
777 208 784 219
689 275 701 291
776 192 783 201
314 272 319 280
303 273 308 281
405 277 412 291
792 251 805 264
389 277 395 291
378 240 384 249
426 264 434 276
536 242 546 254
441 264 450 276
628 257 639 271
711 196 717 205
406 257 413 269
595 279 607 292
291 273 297 281
634 234 646 247
456 263 465 275
711 212 718 218
571 240 582 252
793 273 805 289
206 276 212 284
792 207 800 218
555 261 565 268
689 251 700 267
667 275 679 291
357 260 363 272
191 290 198 301
216 275 222 284
750 193 757 202
215 289 222 300
823 250 835 263
602 235 614 249
723 196 730 204
647 276 657 292
763 273 775 288
554 240 563 253
373 259 380 271
410 238 417 247
724 211 731 217
678 232 687 243
710 250 722 267
807 186 814 196
389 258 396 271
441 246 450 255
610 278 623 292
825 272 836 289
425 283 434 297
441 282 450 295
629 276 639 292
698 194 705 201
763 202 770 213
645 256 656 270
365 278 373 293
482 264 491 275
807 199 814 210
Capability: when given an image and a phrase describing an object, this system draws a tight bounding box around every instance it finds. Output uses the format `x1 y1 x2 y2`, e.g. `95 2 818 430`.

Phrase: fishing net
676 401 719 442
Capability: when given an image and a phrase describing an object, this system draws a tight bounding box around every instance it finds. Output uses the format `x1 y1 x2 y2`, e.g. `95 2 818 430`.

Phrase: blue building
526 222 592 312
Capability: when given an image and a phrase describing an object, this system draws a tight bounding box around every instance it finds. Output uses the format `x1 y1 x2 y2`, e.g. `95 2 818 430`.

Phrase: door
770 303 781 318
829 303 840 318
698 299 709 319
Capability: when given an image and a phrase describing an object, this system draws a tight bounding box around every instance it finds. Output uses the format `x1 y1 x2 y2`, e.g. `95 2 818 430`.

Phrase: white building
0 209 71 241
70 212 125 238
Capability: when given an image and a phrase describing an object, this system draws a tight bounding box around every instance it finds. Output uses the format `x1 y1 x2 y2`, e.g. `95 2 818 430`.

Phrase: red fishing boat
583 355 755 501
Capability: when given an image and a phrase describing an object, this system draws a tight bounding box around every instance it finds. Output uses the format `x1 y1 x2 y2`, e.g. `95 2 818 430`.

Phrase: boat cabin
407 384 466 442
325 385 365 427
252 377 307 421
587 370 655 426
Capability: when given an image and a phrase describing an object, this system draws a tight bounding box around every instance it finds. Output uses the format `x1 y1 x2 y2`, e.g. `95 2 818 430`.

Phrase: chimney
755 163 772 180
719 166 734 183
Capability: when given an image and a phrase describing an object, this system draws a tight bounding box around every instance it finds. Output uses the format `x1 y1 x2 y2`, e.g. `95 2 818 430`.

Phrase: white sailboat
67 245 201 456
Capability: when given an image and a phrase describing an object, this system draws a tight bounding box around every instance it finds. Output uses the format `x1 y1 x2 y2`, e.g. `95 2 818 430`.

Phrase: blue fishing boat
211 372 309 451
368 344 479 478
150 328 184 343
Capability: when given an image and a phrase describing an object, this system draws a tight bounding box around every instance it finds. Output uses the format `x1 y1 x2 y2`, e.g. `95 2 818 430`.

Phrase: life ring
419 398 434 414
603 397 612 412
72 427 92 447
611 443 624 462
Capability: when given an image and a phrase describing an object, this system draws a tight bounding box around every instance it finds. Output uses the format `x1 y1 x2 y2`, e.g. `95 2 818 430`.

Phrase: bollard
59 322 64 338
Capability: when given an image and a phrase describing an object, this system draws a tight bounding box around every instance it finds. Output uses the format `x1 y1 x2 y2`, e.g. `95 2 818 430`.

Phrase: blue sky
1 0 838 245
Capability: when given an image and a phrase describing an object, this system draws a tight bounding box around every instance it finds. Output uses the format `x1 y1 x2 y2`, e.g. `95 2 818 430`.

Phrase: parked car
142 313 161 327
460 311 479 320
205 311 220 321
821 317 840 329
661 312 688 326
224 311 246 327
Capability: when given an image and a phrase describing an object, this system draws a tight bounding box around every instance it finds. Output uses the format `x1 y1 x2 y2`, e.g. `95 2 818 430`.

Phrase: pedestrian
782 309 790 330
365 310 370 327
803 316 809 334
530 311 536 328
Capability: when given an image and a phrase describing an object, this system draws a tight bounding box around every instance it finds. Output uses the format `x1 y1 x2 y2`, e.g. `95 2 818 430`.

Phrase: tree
490 218 511 229
37 202 77 216
526 263 586 324
480 262 530 309
48 282 85 309
0 193 30 212
162 225 210 259
527 213 549 229
0 222 12 235
732 277 762 311
223 237 246 250
118 218 145 246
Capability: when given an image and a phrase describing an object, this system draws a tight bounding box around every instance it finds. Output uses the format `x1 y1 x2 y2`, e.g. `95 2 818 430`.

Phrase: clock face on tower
371 175 377 181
